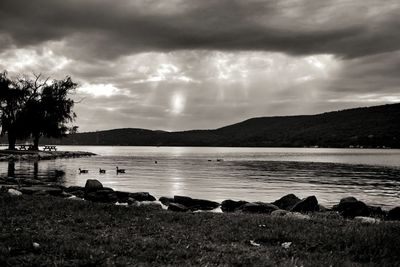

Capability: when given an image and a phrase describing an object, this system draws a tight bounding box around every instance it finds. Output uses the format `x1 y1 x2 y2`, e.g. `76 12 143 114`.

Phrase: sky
0 0 399 132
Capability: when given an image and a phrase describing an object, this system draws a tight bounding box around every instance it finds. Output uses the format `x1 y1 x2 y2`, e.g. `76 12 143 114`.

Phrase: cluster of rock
160 192 400 221
1 177 400 221
68 179 157 205
0 151 95 162
159 196 220 212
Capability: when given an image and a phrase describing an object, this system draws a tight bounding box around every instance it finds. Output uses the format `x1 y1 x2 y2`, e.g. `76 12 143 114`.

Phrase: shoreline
0 150 96 162
1 178 400 265
1 177 399 219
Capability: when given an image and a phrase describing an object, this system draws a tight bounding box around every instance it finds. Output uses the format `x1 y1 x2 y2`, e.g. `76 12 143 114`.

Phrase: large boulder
189 199 220 211
114 191 156 203
272 194 301 210
168 203 189 212
290 196 319 213
387 207 400 221
129 192 156 202
221 199 248 212
240 202 279 214
84 179 103 193
332 197 369 218
173 195 220 211
173 196 194 206
85 189 118 203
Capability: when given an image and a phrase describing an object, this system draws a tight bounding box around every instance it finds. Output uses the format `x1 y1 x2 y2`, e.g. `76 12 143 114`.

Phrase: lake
1 146 400 208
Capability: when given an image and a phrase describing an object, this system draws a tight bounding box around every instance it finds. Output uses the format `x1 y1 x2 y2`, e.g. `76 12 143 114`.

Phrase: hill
22 103 400 148
0 103 394 148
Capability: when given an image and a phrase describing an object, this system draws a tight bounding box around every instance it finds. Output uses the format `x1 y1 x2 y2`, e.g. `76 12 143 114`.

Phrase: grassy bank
1 195 399 267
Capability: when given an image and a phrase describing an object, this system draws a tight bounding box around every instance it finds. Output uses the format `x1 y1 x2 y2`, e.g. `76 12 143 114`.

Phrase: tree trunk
7 131 16 150
32 134 40 151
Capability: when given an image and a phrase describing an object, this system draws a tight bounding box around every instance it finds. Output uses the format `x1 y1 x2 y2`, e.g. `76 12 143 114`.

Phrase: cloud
0 0 399 131
1 0 399 59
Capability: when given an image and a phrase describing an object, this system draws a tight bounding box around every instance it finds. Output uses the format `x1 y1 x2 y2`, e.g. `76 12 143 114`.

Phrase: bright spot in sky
79 83 120 97
171 93 185 114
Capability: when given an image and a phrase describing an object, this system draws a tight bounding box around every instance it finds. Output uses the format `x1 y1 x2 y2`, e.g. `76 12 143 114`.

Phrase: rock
272 194 301 210
188 199 220 211
7 188 22 196
116 191 130 203
1 185 17 193
65 186 85 193
168 203 189 212
32 242 40 250
271 209 290 217
240 202 279 214
19 186 63 196
113 191 156 203
291 196 319 213
102 187 114 192
173 195 220 211
127 197 138 206
85 190 118 203
129 192 156 202
174 195 194 206
281 242 292 249
367 205 386 218
159 196 174 206
70 190 85 198
339 196 358 204
84 179 103 193
332 197 369 218
387 207 400 221
318 205 329 212
354 216 380 224
221 199 248 212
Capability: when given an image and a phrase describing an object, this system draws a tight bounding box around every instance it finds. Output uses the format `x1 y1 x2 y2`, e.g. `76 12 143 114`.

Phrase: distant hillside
12 103 400 148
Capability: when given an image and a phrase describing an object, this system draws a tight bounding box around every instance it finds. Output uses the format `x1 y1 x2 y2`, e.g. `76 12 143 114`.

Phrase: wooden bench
43 145 57 151
18 145 34 151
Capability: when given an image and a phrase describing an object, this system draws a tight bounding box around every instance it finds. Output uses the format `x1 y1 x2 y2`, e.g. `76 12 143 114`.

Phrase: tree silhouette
0 71 77 150
0 72 34 149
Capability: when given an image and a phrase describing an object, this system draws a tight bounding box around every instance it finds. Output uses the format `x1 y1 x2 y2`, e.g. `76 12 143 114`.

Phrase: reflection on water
0 146 399 208
3 160 65 182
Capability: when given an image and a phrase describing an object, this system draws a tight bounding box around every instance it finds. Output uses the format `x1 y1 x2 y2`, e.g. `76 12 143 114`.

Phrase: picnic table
43 145 57 151
18 144 34 151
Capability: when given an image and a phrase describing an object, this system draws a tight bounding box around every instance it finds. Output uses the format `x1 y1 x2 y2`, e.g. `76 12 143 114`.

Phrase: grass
1 195 400 266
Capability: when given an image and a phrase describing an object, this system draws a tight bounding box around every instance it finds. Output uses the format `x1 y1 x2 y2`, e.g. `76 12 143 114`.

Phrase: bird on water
116 166 125 174
78 168 89 174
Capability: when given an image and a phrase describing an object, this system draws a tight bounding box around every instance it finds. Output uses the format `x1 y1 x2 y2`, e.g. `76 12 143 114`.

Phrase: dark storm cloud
1 0 399 59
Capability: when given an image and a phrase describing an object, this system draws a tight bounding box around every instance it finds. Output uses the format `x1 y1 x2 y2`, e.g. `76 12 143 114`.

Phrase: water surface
1 146 399 208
